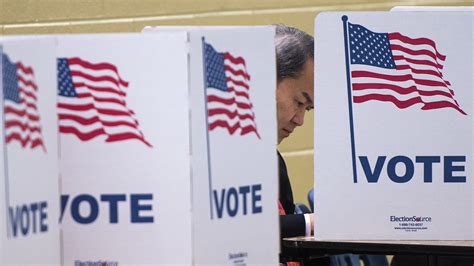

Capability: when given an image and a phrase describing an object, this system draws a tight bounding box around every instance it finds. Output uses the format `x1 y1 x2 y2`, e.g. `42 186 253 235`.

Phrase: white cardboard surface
314 12 473 240
0 38 60 264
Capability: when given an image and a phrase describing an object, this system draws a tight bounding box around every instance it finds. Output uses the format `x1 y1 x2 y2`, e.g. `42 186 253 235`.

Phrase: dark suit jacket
278 151 306 238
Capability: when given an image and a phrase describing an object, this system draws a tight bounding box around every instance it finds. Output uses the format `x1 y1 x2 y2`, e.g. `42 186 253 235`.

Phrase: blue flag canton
204 42 228 92
2 54 20 103
57 58 77 98
348 23 395 69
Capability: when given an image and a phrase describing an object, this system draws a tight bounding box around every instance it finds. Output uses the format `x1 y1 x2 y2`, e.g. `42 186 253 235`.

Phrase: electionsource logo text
75 260 118 266
390 215 432 232
390 216 432 222
228 251 248 266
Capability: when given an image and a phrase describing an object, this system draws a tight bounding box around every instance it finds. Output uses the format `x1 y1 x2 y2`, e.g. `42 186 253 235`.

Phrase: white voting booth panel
314 12 472 240
59 28 278 265
0 39 60 264
190 28 279 265
57 33 194 265
144 26 279 265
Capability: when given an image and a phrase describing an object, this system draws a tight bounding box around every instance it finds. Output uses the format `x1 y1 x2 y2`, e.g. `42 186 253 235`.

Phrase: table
281 237 474 266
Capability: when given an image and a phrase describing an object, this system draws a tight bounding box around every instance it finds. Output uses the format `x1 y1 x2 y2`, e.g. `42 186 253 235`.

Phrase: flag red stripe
393 55 443 70
30 139 45 150
68 57 129 87
208 108 255 120
5 121 41 133
354 70 455 97
354 94 466 115
58 102 135 117
353 83 455 99
388 32 446 60
74 82 127 97
224 65 250 80
209 119 259 138
58 113 139 129
240 124 261 139
59 103 140 127
59 126 106 141
395 64 444 80
422 101 467 115
352 70 450 88
17 76 38 91
353 83 417 95
23 101 37 111
224 52 247 67
5 106 40 121
70 70 127 89
95 106 136 118
352 70 411 81
391 44 443 65
77 92 126 106
354 94 423 109
58 103 96 111
208 95 252 110
19 88 38 101
16 62 34 75
106 133 152 147
226 77 249 90
101 120 139 128
413 78 450 87
228 86 250 99
417 89 454 98
6 133 44 149
59 114 101 125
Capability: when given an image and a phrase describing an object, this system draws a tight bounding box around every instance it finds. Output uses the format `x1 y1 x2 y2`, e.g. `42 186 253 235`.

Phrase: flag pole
342 15 358 183
0 50 11 237
202 37 214 219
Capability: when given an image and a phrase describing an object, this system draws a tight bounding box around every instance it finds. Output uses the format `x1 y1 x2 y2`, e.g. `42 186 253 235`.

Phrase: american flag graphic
348 22 466 115
2 54 45 151
204 42 260 138
57 57 152 147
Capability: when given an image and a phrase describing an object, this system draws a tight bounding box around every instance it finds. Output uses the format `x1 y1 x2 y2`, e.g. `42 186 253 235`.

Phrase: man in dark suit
274 24 315 238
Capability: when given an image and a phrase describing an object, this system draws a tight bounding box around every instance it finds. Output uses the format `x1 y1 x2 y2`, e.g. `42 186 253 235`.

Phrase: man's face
276 59 314 144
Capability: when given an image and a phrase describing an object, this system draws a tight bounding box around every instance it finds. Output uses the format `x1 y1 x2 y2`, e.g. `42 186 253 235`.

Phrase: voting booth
0 38 61 264
2 27 280 265
57 33 196 265
189 27 279 265
144 26 279 264
314 12 473 240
